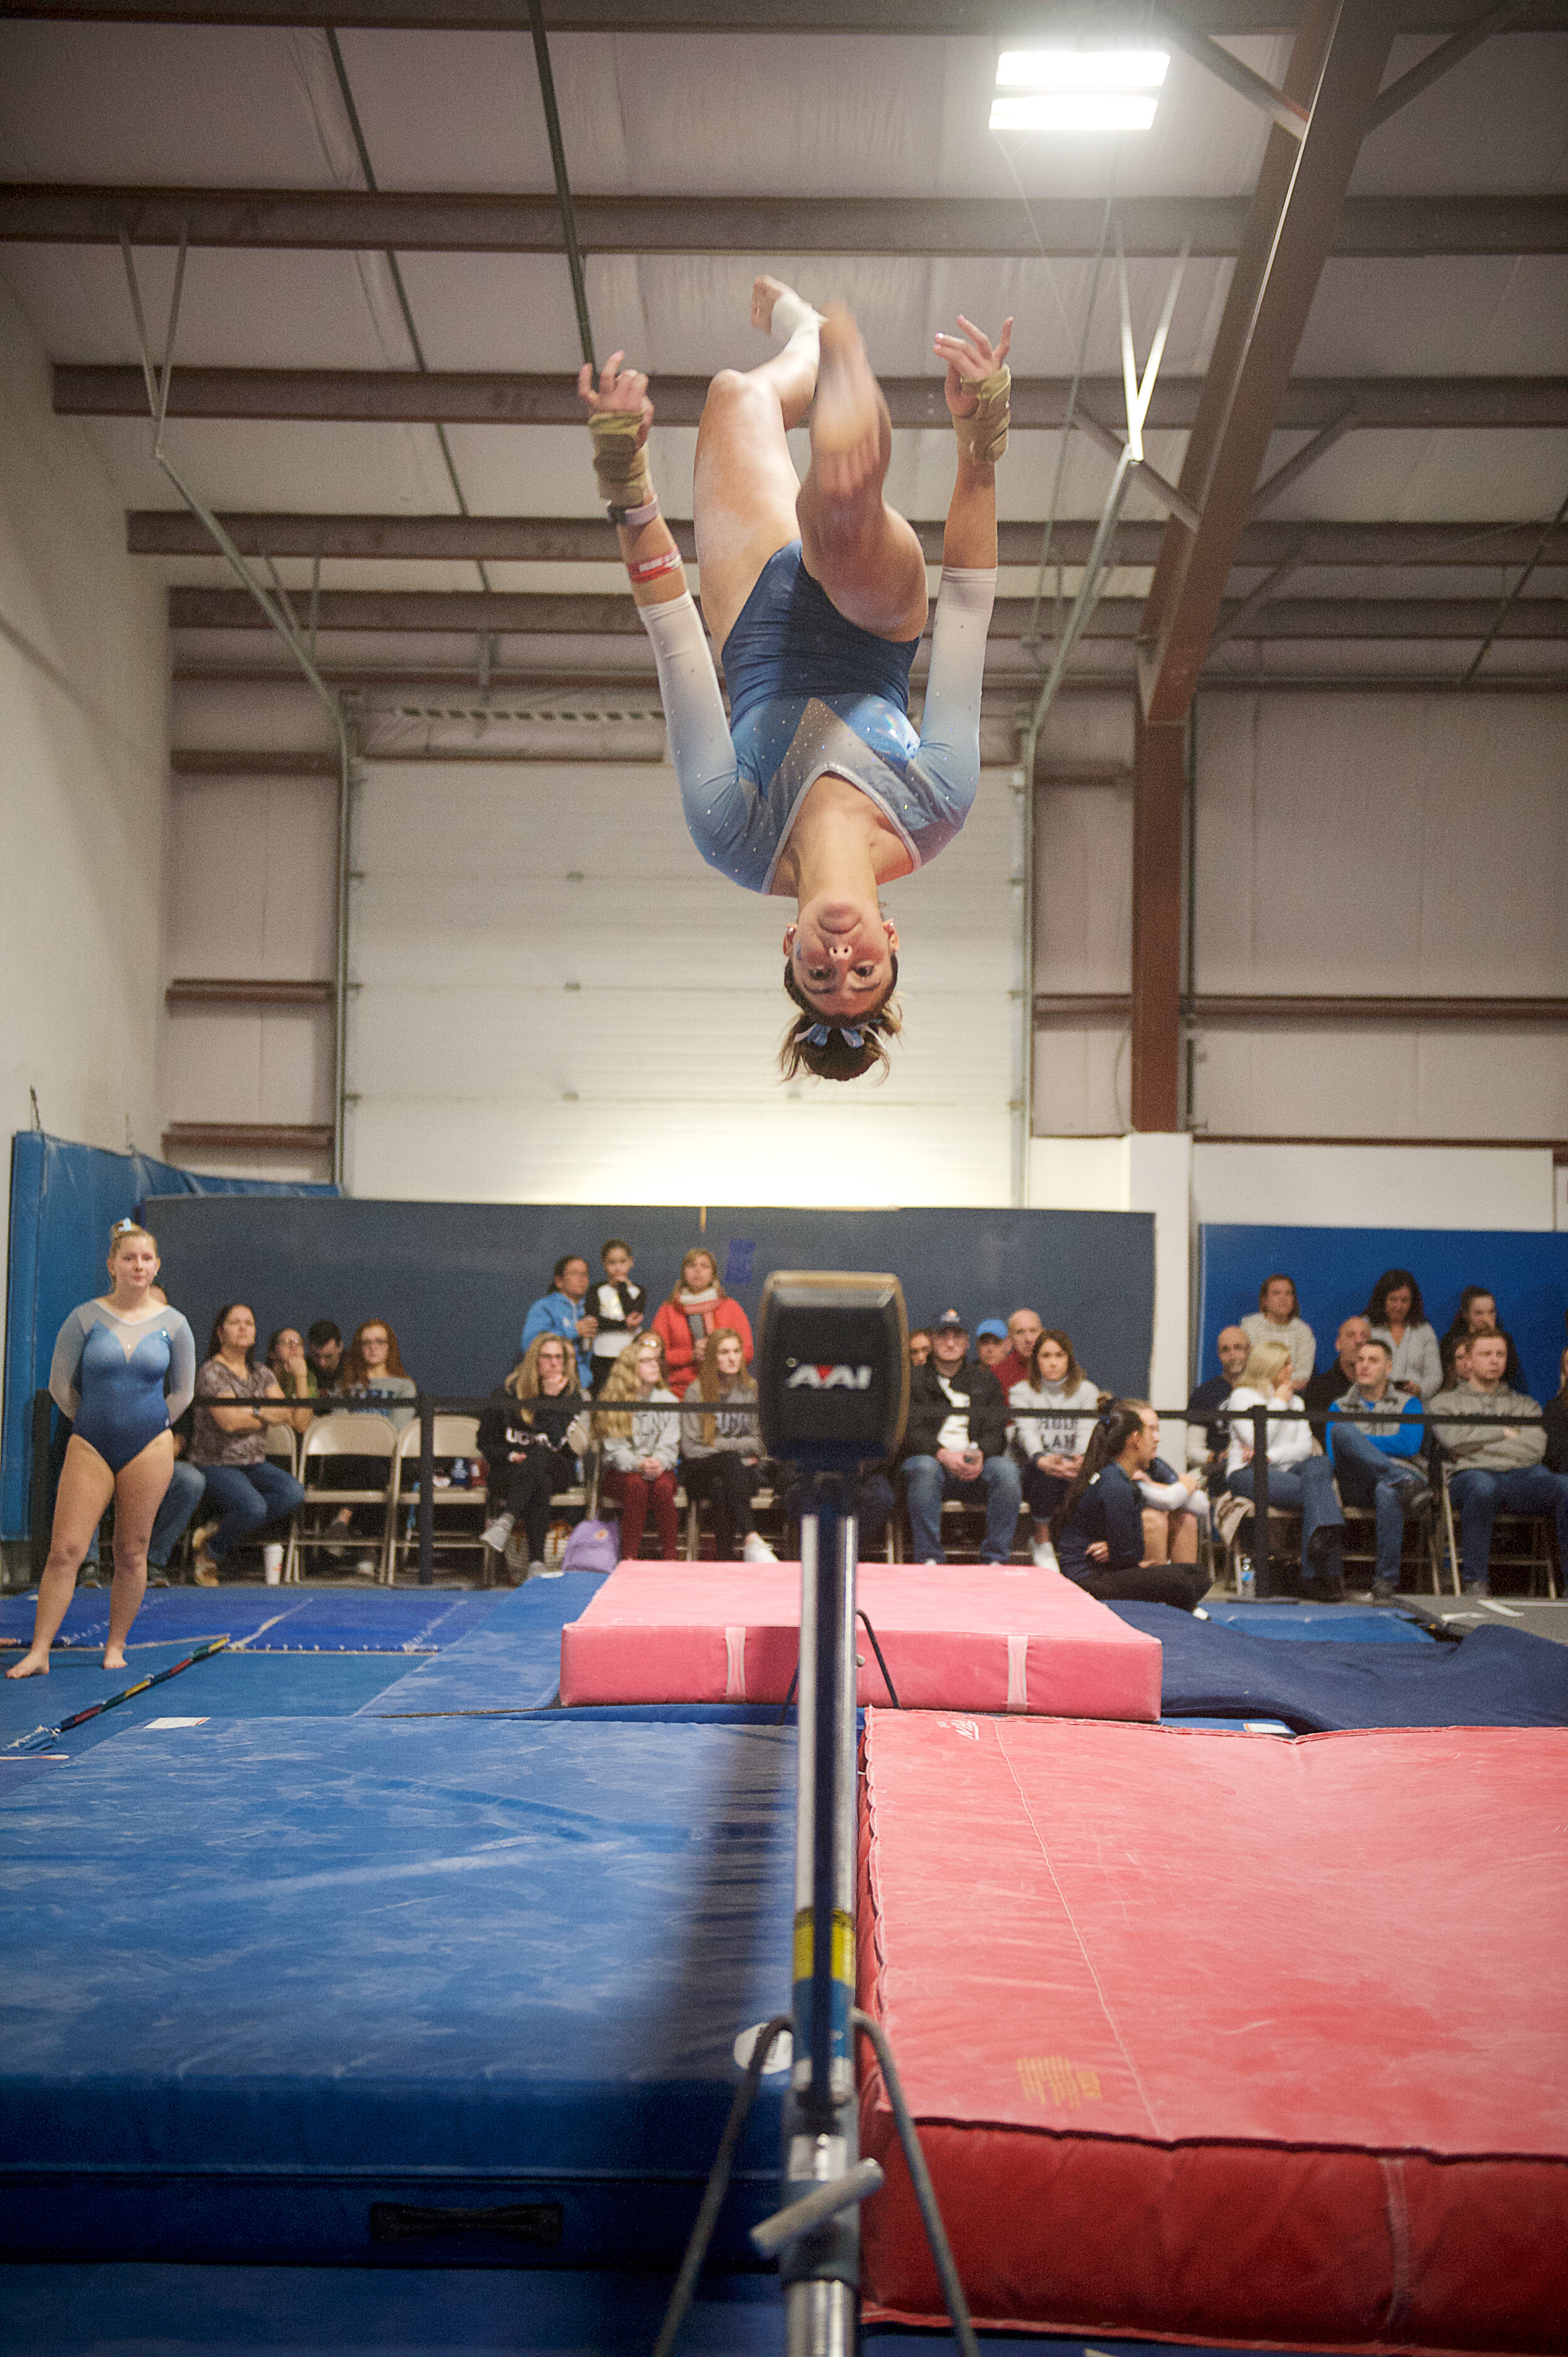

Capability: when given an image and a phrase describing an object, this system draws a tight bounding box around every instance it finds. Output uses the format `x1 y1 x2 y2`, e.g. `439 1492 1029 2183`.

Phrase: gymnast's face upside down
782 891 899 1021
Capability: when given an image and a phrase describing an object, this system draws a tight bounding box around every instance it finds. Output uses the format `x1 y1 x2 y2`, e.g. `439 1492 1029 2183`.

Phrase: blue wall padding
1197 1221 1568 1401
368 1576 607 1713
1110 1604 1568 1730
140 1195 1157 1407
3 1131 336 1538
0 1718 796 2268
0 1587 507 1654
1198 1602 1434 1645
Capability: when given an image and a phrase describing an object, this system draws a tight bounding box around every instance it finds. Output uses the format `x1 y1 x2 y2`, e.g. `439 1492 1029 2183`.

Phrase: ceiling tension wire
527 0 596 376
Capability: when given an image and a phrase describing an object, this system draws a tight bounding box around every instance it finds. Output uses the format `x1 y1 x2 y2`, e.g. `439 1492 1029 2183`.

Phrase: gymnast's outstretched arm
578 353 738 822
911 316 1009 797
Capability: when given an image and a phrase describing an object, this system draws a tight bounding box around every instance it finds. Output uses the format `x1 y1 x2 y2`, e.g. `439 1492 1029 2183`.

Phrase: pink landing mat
557 1562 1161 1719
857 1710 1568 2353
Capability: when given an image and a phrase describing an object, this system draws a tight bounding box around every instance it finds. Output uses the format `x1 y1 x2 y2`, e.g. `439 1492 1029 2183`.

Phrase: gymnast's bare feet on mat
102 1646 127 1671
810 304 883 499
6 1647 49 1678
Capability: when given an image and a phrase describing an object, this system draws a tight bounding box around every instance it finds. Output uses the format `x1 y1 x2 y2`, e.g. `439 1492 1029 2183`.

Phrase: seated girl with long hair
1009 1327 1100 1565
596 1334 682 1561
479 1334 590 1580
680 1328 778 1564
1051 1401 1209 1612
580 284 1007 1082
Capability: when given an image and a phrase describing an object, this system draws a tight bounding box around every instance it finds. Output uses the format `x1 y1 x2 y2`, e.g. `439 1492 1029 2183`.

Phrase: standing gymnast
579 282 1009 1079
8 1221 196 1678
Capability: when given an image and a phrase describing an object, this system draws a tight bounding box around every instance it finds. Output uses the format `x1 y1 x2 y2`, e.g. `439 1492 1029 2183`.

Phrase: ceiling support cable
1368 3 1526 129
527 0 596 375
120 230 356 1189
1461 485 1568 684
324 27 490 594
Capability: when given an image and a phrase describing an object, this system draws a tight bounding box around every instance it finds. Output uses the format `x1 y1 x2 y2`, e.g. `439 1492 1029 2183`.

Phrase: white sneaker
534 1560 562 1578
743 1533 778 1563
354 1555 379 1577
483 1513 515 1553
1030 1535 1057 1569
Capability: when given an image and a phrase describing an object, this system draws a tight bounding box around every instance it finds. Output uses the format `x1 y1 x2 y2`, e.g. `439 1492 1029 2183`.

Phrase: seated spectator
1428 1333 1568 1597
1301 1316 1370 1435
783 1465 897 1561
1186 1326 1252 1470
973 1319 1011 1376
1544 1346 1568 1477
319 1318 416 1570
188 1304 306 1585
1439 1285 1526 1393
522 1255 598 1388
990 1308 1043 1397
1241 1274 1316 1382
305 1319 344 1392
598 1336 681 1560
1327 1338 1429 1600
1133 1454 1210 1556
1050 1402 1207 1612
1364 1267 1441 1400
1224 1340 1344 1598
900 1309 1022 1565
651 1248 753 1397
267 1327 320 1437
1010 1329 1101 1565
907 1327 932 1368
479 1334 590 1579
680 1329 776 1563
588 1237 647 1395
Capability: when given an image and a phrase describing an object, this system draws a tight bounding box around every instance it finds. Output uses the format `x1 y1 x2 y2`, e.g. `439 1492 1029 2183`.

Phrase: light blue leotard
50 1301 198 1476
637 542 997 894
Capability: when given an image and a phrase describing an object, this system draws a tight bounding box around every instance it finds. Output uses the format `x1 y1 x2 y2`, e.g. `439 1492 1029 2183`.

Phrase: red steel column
1130 706 1185 1133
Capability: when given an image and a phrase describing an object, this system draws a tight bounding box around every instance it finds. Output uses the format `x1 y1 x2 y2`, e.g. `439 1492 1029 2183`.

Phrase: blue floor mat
0 2263 1327 2357
1199 1599 1434 1643
0 1587 506 1654
366 1575 605 1713
2 1649 469 1758
1111 1603 1568 1730
0 1716 795 2269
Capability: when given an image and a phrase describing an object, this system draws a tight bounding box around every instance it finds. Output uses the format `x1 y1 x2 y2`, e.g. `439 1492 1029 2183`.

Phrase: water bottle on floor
1236 1552 1255 1601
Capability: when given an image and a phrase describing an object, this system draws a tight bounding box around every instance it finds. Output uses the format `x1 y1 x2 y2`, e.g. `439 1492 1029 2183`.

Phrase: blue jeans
83 1455 207 1572
199 1459 307 1563
903 1454 1024 1563
1229 1455 1343 1587
1330 1423 1426 1587
1449 1465 1568 1591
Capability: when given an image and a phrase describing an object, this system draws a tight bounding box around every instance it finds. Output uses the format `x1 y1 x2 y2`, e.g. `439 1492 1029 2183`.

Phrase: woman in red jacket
650 1248 754 1397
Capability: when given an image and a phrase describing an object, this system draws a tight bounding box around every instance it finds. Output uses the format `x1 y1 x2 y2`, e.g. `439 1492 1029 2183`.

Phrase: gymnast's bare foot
753 274 815 337
103 1646 127 1671
6 1648 49 1679
810 304 884 500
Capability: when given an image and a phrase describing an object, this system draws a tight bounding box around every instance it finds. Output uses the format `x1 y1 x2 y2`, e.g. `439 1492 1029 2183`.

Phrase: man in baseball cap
898 1309 1022 1562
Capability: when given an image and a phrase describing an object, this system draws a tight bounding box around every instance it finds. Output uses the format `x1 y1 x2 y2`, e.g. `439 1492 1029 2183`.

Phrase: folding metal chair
293 1412 398 1583
1438 1460 1558 1599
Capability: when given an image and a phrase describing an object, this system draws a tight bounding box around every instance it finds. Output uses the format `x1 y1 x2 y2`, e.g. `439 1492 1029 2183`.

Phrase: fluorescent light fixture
991 47 1168 130
995 48 1169 90
990 92 1159 130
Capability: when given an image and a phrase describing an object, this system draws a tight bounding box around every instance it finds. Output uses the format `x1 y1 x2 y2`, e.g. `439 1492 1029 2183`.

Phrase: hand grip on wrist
952 364 1010 465
589 408 655 509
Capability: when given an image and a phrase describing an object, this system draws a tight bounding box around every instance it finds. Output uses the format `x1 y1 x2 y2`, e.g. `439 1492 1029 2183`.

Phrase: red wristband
628 548 681 584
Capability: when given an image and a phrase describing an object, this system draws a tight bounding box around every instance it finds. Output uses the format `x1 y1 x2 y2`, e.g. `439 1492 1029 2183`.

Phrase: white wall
1029 1132 1192 1424
344 754 1022 1205
0 267 167 1394
1191 1142 1557 1232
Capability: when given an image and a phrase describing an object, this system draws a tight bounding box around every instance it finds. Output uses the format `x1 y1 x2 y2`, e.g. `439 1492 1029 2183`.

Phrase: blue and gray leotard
50 1301 198 1476
637 541 997 893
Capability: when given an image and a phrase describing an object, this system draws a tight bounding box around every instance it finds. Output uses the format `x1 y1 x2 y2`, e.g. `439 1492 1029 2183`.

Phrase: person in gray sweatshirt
680 1328 778 1563
1428 1332 1568 1595
598 1336 682 1559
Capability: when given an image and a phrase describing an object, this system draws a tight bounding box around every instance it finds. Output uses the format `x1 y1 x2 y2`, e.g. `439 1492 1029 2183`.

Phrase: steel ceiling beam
1138 0 1401 725
60 366 1568 428
6 186 1561 257
0 2 1562 29
127 511 1568 565
166 585 1568 637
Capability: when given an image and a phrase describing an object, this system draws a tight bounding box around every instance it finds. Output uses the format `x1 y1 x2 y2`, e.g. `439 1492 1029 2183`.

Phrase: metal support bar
1209 549 1307 644
1073 407 1202 533
1368 2 1525 126
1461 486 1568 683
1253 1405 1271 1595
1152 6 1310 136
1249 411 1357 515
527 0 596 372
751 2159 884 2259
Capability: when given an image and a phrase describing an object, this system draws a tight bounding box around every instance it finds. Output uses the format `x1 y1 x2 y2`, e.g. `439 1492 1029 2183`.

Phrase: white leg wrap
768 286 822 349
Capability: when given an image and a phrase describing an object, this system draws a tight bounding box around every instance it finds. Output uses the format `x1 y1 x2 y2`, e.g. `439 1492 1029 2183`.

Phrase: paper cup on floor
262 1543 283 1585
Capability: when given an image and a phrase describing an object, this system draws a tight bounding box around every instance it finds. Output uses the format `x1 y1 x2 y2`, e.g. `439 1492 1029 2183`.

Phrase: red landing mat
858 1713 1568 2354
558 1562 1161 1720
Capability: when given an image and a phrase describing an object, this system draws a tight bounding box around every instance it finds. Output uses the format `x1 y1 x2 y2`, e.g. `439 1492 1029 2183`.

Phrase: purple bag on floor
561 1518 620 1573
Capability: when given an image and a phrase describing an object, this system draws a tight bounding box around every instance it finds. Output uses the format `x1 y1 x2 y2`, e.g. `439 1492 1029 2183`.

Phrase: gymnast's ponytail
778 955 902 1083
1051 1398 1148 1544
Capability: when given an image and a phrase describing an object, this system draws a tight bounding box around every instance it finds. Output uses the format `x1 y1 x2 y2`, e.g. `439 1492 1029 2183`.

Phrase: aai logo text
786 1364 874 1391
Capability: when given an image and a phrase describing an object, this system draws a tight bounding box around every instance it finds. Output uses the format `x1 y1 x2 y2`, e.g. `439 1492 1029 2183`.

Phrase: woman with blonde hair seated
1225 1338 1345 1598
597 1334 682 1560
681 1328 777 1564
479 1334 590 1579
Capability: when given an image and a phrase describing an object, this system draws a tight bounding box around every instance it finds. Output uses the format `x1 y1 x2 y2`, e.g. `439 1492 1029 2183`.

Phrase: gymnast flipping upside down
579 280 1009 1081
